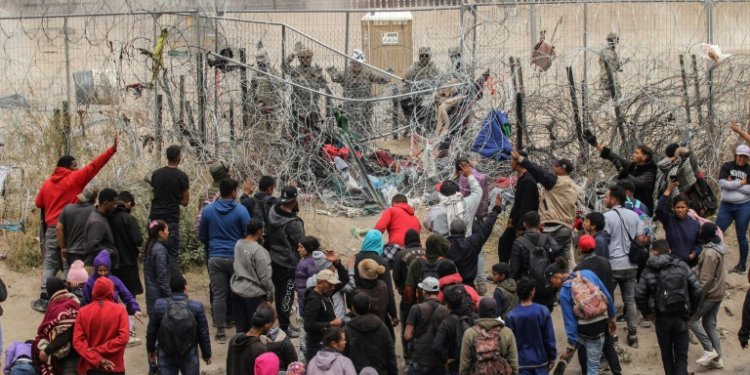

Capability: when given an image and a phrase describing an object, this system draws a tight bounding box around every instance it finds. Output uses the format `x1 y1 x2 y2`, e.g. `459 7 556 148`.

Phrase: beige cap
316 269 341 284
418 47 431 55
298 47 314 58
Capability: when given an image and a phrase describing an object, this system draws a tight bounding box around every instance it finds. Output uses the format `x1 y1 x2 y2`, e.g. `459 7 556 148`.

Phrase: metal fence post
156 94 163 155
63 17 71 114
197 53 206 145
62 101 71 155
239 48 249 132
705 0 715 128
529 2 537 52
152 14 161 145
583 2 589 109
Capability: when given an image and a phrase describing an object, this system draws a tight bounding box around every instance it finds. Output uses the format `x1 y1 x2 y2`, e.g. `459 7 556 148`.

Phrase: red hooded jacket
374 203 421 247
437 273 480 311
35 146 116 226
73 277 129 374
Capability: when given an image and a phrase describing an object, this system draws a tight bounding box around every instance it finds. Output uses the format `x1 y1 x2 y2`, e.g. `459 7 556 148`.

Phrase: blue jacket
593 231 611 259
655 196 701 261
146 293 212 359
198 199 250 258
558 269 616 346
505 303 557 370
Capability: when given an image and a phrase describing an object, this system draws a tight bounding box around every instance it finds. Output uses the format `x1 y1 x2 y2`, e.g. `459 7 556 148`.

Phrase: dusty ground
2 210 750 375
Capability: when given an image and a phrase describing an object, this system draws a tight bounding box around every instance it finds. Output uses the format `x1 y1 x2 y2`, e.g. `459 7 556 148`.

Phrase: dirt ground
2 210 750 375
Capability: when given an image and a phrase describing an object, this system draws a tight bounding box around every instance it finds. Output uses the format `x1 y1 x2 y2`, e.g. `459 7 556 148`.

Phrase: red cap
578 235 596 253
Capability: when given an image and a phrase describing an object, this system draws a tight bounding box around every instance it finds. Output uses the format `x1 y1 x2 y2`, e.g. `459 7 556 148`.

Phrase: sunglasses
419 54 429 58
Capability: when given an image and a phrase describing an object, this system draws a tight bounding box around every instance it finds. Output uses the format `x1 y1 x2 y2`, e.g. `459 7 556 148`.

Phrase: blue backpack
471 110 513 161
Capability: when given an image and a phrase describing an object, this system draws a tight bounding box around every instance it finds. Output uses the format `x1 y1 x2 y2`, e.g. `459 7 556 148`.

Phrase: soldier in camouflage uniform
250 51 282 131
282 46 330 138
447 46 471 82
401 46 442 134
595 32 624 108
327 49 390 142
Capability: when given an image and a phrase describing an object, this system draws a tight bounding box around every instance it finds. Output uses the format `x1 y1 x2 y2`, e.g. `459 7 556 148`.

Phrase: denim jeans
9 362 36 375
208 256 234 328
41 227 62 295
577 334 605 375
716 200 750 267
656 315 689 375
159 348 199 375
611 269 638 335
689 300 722 356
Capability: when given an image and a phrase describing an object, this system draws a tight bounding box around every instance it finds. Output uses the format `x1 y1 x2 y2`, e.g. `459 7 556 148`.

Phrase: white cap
736 144 750 157
418 276 440 292
351 49 365 63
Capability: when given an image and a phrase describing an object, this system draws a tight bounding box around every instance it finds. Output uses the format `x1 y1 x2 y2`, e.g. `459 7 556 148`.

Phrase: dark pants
272 263 296 331
87 371 125 375
497 226 517 264
233 294 266 334
656 316 689 375
407 363 447 375
578 331 621 375
165 222 181 274
400 298 414 359
158 348 199 375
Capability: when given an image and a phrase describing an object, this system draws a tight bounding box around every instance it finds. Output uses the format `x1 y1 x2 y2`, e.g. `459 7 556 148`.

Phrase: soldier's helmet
606 32 619 42
256 51 269 63
448 46 461 57
418 47 432 56
298 47 314 58
351 49 365 63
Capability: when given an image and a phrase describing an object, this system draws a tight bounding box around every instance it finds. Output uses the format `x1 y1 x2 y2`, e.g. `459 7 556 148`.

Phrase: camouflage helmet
606 32 619 42
418 47 432 56
298 47 314 58
255 51 269 63
448 46 461 57
351 49 365 63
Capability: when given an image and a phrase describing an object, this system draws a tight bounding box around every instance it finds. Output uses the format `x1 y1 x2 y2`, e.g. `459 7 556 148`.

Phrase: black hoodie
600 146 657 214
226 333 267 375
344 313 397 375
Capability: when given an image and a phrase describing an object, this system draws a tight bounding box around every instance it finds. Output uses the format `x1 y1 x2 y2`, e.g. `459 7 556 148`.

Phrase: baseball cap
736 144 750 157
316 269 341 285
556 158 574 173
418 276 440 292
77 186 97 203
578 234 597 253
280 186 298 203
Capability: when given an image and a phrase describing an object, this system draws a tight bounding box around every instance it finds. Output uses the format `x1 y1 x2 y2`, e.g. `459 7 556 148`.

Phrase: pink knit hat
67 260 89 284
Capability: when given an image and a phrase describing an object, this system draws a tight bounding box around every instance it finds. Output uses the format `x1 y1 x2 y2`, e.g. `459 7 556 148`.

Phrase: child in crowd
295 236 321 313
143 220 172 315
491 263 519 319
82 249 143 347
4 341 34 375
65 260 88 302
504 278 557 375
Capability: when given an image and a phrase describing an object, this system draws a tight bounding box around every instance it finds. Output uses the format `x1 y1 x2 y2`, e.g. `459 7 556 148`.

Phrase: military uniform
250 52 282 131
282 47 329 134
328 51 390 140
402 47 443 134
596 33 623 107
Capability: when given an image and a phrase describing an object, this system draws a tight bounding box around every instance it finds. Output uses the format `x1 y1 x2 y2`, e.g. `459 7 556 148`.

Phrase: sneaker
31 298 48 313
730 264 747 274
696 349 718 366
640 320 652 328
627 335 639 348
708 358 723 369
127 332 142 347
215 328 227 344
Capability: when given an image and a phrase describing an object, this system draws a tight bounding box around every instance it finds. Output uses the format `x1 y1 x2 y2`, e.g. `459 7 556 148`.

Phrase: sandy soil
2 210 750 375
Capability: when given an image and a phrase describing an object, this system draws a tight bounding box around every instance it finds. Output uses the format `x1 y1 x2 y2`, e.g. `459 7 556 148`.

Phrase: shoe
627 335 639 348
127 332 142 347
641 320 652 328
696 349 719 366
708 358 723 369
730 264 747 274
688 331 699 345
31 298 48 313
215 328 227 344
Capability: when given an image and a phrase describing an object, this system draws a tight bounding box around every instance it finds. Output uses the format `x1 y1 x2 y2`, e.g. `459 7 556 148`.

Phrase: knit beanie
357 259 385 280
425 234 449 259
699 222 721 244
67 260 89 284
404 229 421 248
437 259 458 278
312 251 332 272
46 277 67 297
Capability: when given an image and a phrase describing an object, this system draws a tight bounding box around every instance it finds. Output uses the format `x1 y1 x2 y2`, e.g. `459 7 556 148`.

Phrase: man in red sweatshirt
73 277 129 375
33 136 117 312
374 194 421 266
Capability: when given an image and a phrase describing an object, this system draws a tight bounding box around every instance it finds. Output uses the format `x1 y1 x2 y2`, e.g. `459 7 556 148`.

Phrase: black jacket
226 334 267 375
344 313 397 375
574 253 614 293
447 206 501 286
509 231 560 281
393 245 424 293
353 278 393 322
600 146 657 214
111 205 143 268
354 252 397 321
740 289 750 346
433 313 473 372
302 288 336 357
635 254 702 318
509 171 539 230
266 204 305 270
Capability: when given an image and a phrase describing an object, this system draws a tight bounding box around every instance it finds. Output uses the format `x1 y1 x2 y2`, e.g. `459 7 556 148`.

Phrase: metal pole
529 2 537 52
62 101 71 154
153 15 160 143
239 48 249 132
567 66 584 155
691 54 704 129
705 0 715 128
197 53 206 145
156 94 163 155
63 17 71 108
179 75 185 124
583 2 589 104
281 25 286 70
214 18 220 153
471 4 478 76
679 55 692 124
459 3 465 58
229 99 235 142
344 11 350 79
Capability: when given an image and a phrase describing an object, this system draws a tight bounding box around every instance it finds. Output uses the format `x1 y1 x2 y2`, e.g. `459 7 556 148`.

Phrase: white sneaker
127 332 142 347
696 349 718 366
708 358 723 369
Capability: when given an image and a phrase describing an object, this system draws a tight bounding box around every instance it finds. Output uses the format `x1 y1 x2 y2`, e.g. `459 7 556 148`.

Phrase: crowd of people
2 122 750 375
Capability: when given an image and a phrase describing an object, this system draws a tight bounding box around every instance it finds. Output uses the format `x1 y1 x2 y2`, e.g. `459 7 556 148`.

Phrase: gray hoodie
306 349 358 375
230 239 274 299
694 242 727 302
266 204 305 269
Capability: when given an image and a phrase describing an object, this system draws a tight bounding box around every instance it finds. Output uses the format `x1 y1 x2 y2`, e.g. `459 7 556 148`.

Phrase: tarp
471 109 513 161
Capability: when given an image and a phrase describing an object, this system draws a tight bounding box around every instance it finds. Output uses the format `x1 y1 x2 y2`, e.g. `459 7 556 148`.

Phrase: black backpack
419 258 441 283
158 299 198 356
655 260 690 315
517 234 555 289
243 195 271 224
